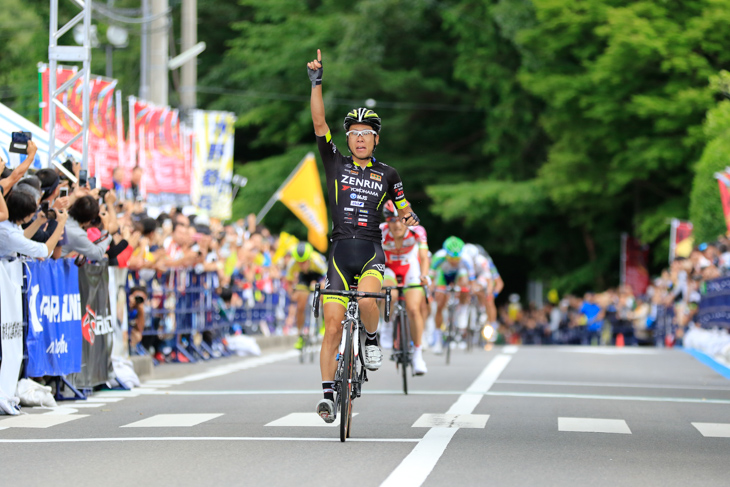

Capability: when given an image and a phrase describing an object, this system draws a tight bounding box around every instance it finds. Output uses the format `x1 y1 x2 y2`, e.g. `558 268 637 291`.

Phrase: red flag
621 234 650 296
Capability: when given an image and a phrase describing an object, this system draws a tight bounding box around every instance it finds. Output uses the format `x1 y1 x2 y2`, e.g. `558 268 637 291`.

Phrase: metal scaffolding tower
48 0 91 171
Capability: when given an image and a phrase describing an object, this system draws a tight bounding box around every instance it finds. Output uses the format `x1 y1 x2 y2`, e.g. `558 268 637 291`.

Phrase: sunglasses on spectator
346 129 377 138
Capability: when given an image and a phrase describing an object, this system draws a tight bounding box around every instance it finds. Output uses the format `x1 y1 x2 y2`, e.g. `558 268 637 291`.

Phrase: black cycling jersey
316 130 409 243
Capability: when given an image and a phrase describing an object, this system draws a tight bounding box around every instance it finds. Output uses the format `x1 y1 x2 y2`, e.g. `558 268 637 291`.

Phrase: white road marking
556 347 659 355
558 417 632 434
692 422 730 438
412 414 489 429
121 413 223 428
0 414 88 428
166 351 299 385
496 379 730 391
381 354 511 487
78 398 125 403
133 389 465 396
502 345 519 354
485 391 730 405
265 412 358 427
46 403 104 409
0 436 421 444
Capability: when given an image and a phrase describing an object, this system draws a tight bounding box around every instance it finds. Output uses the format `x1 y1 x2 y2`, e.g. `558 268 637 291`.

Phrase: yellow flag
278 153 329 252
272 232 299 264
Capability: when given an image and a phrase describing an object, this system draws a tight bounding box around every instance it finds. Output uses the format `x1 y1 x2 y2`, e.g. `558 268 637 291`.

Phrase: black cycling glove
308 61 323 87
404 212 420 225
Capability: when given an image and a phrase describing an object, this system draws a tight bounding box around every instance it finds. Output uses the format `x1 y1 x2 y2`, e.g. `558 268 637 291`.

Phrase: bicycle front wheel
339 320 355 442
400 309 410 394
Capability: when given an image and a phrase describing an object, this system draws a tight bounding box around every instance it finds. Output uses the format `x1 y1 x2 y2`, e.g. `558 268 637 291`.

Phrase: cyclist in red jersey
380 200 430 374
308 49 421 423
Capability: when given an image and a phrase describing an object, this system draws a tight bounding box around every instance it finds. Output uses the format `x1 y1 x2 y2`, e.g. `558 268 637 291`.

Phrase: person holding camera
0 190 68 259
60 189 116 262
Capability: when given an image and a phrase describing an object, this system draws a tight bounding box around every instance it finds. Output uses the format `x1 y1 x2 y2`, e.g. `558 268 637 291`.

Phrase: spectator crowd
498 239 730 362
3 143 730 368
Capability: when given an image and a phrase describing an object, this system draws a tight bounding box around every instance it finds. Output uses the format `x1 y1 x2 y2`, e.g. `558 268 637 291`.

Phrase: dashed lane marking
121 413 223 428
692 422 730 438
558 417 632 434
0 414 88 429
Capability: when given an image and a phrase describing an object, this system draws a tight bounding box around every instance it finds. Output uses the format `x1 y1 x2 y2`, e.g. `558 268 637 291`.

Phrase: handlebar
313 283 392 322
433 285 471 295
381 283 431 305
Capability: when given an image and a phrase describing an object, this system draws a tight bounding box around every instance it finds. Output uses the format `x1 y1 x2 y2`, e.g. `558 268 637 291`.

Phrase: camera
59 187 69 198
40 201 49 215
134 295 145 305
99 188 109 200
9 131 32 154
78 169 87 188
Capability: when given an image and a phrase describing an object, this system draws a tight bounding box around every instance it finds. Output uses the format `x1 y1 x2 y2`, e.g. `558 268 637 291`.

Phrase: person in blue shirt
580 292 604 345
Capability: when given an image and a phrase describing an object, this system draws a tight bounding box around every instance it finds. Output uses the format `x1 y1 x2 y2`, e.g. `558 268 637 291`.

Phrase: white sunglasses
346 129 377 138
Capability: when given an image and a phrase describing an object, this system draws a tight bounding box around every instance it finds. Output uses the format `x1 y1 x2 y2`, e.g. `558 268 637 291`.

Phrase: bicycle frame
313 283 391 442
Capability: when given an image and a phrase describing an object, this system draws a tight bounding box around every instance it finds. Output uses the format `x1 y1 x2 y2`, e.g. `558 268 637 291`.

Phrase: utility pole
180 0 197 115
150 0 168 105
140 0 150 100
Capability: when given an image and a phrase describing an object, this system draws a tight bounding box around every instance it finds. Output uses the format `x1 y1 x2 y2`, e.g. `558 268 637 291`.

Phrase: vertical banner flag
26 259 82 377
278 152 329 252
0 260 23 405
669 219 694 263
714 170 730 235
71 263 114 389
39 65 125 187
191 110 236 219
129 97 191 205
620 234 650 296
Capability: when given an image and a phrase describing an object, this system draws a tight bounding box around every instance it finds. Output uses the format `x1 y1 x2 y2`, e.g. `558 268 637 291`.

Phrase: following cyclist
285 242 328 350
308 49 421 423
430 236 474 354
380 200 430 375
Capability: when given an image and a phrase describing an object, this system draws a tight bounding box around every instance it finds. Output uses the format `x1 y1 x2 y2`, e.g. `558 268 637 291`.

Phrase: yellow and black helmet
343 108 381 133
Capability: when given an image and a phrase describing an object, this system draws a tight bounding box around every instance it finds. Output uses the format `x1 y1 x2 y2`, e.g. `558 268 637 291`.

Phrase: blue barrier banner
697 276 730 328
25 259 82 377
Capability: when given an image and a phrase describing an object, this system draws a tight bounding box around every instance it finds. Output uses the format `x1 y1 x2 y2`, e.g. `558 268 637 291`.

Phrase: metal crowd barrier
130 270 290 364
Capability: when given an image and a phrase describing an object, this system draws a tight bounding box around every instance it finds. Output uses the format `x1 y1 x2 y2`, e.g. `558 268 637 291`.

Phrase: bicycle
300 289 323 364
313 283 391 442
464 294 485 352
435 286 470 365
383 282 429 395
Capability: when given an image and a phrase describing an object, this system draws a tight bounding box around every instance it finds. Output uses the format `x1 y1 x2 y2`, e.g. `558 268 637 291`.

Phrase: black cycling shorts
295 271 324 291
324 238 385 307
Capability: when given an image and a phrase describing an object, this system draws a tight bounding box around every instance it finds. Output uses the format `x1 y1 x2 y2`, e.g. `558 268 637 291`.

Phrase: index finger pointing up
317 49 321 62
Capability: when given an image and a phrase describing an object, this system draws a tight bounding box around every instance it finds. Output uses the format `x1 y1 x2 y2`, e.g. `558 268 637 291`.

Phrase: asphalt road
1 344 729 487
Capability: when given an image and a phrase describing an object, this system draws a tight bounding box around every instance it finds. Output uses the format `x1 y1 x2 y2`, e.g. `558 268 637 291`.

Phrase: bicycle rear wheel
446 307 454 365
339 320 354 442
401 309 410 394
394 310 409 395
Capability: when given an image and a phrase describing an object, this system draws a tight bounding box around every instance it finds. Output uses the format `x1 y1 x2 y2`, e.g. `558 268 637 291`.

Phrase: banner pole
255 152 314 224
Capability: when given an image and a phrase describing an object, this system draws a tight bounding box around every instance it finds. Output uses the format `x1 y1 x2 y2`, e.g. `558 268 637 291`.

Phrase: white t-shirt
0 220 49 259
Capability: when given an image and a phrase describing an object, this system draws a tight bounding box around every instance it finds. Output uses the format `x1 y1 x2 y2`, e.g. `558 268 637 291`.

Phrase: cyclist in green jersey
285 242 328 349
308 49 421 423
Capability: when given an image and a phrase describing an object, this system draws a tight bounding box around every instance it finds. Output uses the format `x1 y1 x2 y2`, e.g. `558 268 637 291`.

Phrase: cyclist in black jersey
308 49 421 423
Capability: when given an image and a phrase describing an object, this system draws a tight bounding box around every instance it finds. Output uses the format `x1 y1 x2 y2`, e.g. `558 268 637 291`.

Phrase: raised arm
308 49 329 137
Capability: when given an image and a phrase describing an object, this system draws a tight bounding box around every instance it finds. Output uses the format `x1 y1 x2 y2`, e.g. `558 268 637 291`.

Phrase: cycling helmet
343 108 382 133
292 242 313 263
442 236 465 258
383 200 397 219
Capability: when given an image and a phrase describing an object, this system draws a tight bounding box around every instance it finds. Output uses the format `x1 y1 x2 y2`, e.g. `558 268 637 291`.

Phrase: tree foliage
10 0 730 295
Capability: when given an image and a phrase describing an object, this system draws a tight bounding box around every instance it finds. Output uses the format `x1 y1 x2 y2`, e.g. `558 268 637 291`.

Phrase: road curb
682 347 730 380
130 334 298 381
